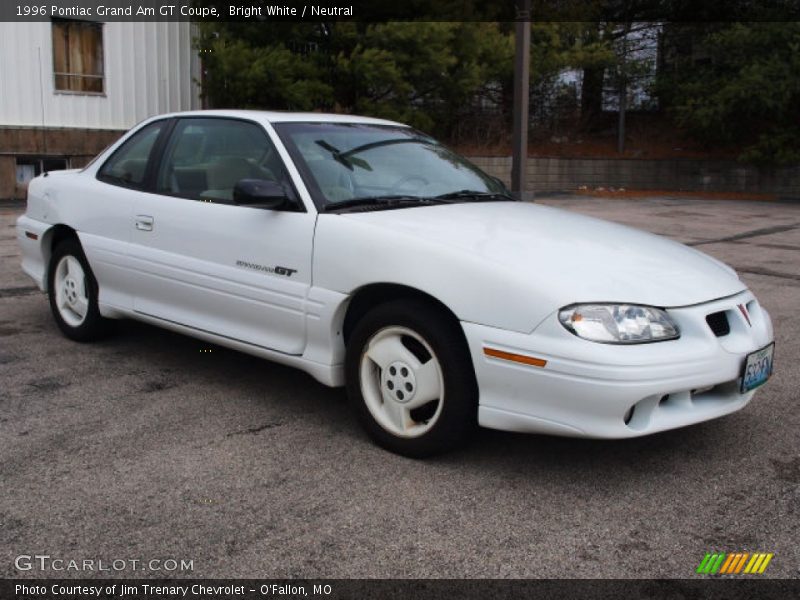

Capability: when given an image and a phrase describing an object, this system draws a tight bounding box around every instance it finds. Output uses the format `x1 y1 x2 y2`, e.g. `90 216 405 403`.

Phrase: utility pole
617 23 631 155
511 0 531 201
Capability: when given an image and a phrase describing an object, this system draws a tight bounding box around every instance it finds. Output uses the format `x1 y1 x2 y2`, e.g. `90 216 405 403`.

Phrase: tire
346 299 478 457
47 238 111 342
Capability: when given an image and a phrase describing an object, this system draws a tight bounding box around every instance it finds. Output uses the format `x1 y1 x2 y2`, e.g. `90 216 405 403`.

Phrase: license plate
740 343 775 393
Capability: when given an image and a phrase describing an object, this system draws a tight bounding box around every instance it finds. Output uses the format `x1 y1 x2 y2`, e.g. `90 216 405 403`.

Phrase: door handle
135 215 154 231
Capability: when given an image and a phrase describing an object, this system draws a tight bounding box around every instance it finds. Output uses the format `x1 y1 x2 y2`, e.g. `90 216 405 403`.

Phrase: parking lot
1 195 798 579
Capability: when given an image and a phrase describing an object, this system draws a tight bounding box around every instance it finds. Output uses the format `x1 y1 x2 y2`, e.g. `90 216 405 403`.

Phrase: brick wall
0 126 124 200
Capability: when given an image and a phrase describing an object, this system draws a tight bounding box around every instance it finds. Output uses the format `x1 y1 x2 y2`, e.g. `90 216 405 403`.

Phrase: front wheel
346 300 478 457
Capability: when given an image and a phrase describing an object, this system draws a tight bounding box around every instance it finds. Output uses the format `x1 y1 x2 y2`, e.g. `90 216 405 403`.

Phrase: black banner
2 0 800 22
3 579 800 600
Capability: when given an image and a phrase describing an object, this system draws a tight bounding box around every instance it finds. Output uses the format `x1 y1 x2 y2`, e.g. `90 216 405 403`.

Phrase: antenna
37 45 49 173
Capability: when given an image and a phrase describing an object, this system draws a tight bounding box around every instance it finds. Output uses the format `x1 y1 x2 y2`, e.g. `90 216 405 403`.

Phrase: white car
16 110 775 457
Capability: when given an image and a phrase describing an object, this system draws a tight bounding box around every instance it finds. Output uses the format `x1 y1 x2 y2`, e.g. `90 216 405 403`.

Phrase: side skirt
99 304 345 387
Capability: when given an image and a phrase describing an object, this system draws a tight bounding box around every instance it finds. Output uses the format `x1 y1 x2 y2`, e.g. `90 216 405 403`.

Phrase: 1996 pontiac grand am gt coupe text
16 111 775 456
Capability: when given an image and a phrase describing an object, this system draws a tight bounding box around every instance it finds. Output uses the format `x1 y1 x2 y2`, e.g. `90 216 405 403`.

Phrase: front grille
706 311 730 337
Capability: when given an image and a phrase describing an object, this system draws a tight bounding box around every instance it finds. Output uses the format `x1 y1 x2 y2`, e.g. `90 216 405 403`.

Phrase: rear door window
97 121 164 189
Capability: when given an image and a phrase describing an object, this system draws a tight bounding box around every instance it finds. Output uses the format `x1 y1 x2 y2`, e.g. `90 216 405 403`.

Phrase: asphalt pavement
1 195 798 579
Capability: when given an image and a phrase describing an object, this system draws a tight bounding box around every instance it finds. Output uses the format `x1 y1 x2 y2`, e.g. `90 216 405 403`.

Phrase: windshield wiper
432 189 516 202
314 140 372 171
322 195 447 213
340 137 434 158
322 190 516 213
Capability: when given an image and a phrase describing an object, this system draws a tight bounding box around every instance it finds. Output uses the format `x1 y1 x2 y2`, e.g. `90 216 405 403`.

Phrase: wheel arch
341 283 480 457
341 283 463 346
40 224 81 291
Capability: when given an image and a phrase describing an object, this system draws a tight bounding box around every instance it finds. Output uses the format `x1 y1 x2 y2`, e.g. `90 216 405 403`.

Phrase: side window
156 118 289 203
98 122 164 189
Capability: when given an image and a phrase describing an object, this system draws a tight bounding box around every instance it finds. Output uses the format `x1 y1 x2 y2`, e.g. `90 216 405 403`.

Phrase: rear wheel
47 239 110 342
346 300 478 457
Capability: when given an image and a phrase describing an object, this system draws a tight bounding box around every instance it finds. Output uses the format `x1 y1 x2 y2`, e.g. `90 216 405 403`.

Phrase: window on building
52 19 104 94
15 157 69 186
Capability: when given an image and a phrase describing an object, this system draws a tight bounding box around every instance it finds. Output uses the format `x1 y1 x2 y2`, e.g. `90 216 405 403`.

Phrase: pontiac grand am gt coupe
16 110 775 456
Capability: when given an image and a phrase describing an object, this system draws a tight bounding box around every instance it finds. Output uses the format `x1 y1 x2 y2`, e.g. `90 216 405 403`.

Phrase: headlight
558 304 680 344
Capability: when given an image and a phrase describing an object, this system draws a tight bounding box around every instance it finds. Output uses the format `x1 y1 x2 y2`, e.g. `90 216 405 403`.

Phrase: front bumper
463 290 774 438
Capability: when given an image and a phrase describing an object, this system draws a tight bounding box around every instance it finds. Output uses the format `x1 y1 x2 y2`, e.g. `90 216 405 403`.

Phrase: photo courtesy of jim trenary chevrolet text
1 1 798 599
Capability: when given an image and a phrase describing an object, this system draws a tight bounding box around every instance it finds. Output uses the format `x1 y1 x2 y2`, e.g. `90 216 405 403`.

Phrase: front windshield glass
273 122 508 207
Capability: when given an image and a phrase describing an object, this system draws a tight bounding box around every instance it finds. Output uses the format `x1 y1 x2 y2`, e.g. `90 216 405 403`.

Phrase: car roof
146 109 407 127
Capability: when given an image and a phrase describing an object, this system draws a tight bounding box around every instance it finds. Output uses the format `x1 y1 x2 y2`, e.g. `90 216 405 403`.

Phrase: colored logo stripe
720 553 749 574
697 553 726 574
744 553 773 574
697 552 773 575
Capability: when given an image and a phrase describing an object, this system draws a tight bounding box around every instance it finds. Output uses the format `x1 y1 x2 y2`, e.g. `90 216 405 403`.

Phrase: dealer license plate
741 343 774 393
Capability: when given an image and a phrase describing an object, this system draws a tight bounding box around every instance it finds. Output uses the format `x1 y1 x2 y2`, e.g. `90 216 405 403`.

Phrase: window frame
51 19 106 96
96 118 174 191
148 116 305 212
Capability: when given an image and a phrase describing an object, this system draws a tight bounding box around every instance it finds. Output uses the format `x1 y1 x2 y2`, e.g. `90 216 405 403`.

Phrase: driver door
127 117 315 355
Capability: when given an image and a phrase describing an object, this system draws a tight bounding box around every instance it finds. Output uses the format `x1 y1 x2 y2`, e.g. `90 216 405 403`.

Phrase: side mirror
233 179 290 209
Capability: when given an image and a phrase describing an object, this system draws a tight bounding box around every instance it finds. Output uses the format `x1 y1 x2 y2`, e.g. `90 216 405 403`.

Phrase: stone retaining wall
469 156 800 199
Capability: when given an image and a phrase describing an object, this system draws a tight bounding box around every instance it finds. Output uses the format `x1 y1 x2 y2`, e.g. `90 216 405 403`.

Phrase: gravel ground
0 195 798 579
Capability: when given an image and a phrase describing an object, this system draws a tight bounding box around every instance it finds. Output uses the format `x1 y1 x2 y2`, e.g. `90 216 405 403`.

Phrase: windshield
273 122 509 210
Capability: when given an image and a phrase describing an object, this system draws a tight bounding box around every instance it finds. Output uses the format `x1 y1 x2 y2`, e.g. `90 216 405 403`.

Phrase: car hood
339 201 745 309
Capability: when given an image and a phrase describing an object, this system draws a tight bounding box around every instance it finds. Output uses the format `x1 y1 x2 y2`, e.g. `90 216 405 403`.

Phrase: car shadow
107 318 743 478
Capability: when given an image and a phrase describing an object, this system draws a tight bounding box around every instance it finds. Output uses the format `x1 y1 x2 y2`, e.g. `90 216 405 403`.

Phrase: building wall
469 156 800 199
0 21 200 130
0 21 200 200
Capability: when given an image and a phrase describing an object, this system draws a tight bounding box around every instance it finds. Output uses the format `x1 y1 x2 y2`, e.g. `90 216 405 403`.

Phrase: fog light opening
692 385 715 397
623 405 635 425
658 394 670 407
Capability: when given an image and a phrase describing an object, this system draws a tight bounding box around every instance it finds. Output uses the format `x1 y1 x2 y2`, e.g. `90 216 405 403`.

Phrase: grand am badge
236 260 297 277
